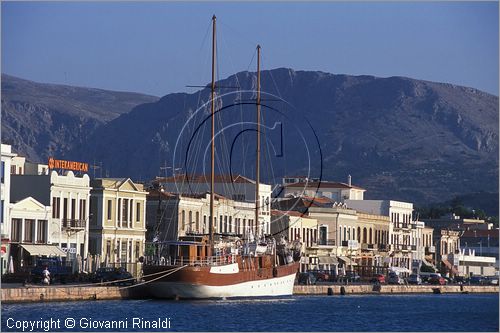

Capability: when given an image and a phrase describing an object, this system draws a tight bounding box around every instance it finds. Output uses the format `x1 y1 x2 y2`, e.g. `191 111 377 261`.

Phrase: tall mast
210 15 216 250
255 45 261 237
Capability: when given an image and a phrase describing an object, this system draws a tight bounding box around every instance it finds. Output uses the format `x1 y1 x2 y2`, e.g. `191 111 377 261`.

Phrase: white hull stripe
149 272 297 299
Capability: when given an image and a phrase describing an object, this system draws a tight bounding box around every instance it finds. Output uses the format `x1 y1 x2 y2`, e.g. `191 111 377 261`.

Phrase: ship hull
143 262 299 299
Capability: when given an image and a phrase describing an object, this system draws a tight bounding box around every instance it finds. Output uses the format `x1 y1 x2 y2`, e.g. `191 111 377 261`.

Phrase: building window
123 199 129 223
37 220 47 243
319 226 327 245
118 198 122 222
136 202 141 222
106 240 111 259
107 200 112 220
181 210 186 230
52 197 60 219
0 200 3 224
196 212 200 232
24 219 35 243
79 199 86 221
129 200 133 225
189 211 193 231
71 199 76 220
203 215 207 233
0 161 4 183
135 242 140 261
11 219 22 242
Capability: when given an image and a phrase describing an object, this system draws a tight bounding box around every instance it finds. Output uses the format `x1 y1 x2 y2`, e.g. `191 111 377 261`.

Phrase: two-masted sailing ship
142 16 301 299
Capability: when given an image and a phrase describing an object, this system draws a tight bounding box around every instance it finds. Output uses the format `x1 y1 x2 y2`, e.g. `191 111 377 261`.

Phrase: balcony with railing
378 243 390 251
62 218 86 230
360 243 377 251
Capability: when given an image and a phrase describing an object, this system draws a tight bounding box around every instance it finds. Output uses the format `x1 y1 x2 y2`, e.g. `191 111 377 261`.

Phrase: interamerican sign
48 157 89 173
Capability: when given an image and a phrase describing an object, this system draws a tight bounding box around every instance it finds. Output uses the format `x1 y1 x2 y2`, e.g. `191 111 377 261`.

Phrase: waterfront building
155 174 272 235
8 197 65 271
270 210 318 272
356 212 391 276
445 249 497 277
88 178 148 270
411 220 425 273
281 177 365 202
146 189 256 244
1 144 16 274
307 206 358 275
345 199 414 274
460 229 499 269
11 170 91 260
422 225 436 269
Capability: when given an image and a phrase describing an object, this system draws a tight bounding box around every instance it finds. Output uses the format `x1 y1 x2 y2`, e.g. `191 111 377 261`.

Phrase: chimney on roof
348 174 352 186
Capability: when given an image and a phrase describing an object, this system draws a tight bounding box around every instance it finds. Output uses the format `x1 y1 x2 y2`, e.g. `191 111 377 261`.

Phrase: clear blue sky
2 1 498 96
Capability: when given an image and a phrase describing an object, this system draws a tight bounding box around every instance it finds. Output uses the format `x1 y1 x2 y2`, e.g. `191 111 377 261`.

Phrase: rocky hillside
1 74 159 162
3 70 498 205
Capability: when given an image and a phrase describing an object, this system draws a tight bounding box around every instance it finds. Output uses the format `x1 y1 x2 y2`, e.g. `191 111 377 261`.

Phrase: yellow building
89 178 148 271
355 212 391 276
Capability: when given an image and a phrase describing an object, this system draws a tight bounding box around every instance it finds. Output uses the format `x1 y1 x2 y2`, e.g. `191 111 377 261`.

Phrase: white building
345 199 415 273
282 178 365 202
11 171 91 260
10 156 48 176
8 197 66 270
156 174 272 235
446 249 497 277
146 191 258 243
1 144 17 273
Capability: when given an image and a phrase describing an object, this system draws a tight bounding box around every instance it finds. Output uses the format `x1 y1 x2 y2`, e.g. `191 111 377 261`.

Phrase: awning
338 256 357 266
318 256 338 265
389 266 411 274
20 244 67 257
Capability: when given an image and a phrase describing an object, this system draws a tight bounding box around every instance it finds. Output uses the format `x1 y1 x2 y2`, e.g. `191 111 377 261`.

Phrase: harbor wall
1 285 142 303
293 284 500 295
1 284 498 303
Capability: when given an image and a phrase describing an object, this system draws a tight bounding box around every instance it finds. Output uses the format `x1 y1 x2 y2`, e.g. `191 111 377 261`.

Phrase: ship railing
156 255 237 267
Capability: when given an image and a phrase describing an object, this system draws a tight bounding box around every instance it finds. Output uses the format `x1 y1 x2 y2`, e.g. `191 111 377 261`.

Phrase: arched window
357 227 361 242
339 226 342 243
369 228 373 244
363 228 367 244
343 226 347 242
188 211 192 231
195 212 199 232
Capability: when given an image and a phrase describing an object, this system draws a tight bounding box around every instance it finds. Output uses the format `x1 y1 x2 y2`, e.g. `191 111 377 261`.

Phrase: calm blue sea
2 294 498 332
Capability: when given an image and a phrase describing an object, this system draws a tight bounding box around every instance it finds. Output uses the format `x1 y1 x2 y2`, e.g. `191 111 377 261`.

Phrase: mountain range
1 70 498 207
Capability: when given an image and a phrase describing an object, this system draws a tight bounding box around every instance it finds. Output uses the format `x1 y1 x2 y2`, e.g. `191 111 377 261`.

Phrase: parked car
310 270 332 282
343 271 361 283
486 276 499 285
92 267 134 285
428 274 446 285
407 274 422 285
31 258 72 284
370 274 386 284
297 272 317 285
387 273 404 285
469 276 487 285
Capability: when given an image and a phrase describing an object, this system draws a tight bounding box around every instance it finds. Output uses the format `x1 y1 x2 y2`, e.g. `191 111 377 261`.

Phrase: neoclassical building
88 178 148 266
